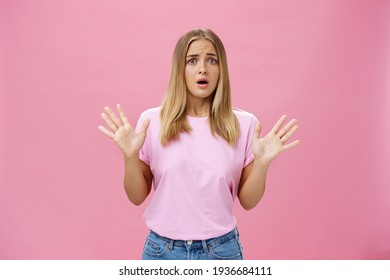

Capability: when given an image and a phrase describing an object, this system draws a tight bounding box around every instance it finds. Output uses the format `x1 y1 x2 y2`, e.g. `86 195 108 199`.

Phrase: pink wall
1 0 389 259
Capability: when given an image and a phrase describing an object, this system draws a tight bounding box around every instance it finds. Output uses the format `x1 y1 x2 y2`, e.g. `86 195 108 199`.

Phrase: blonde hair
160 28 239 146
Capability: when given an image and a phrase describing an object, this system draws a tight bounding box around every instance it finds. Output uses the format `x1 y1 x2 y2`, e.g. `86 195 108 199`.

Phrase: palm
252 115 300 165
253 132 283 163
114 124 147 156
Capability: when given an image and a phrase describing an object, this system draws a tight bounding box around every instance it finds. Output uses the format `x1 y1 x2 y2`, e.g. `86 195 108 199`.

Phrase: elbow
124 183 151 206
127 195 147 206
238 194 263 211
129 198 144 206
130 199 143 206
240 202 257 211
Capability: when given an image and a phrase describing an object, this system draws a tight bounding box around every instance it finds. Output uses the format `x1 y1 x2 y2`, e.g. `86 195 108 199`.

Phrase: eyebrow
186 53 218 57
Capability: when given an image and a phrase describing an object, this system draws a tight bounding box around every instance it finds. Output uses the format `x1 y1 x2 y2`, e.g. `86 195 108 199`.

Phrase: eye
208 58 218 64
187 58 196 65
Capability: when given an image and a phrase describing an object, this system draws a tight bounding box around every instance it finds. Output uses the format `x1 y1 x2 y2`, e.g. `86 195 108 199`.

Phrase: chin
191 91 214 99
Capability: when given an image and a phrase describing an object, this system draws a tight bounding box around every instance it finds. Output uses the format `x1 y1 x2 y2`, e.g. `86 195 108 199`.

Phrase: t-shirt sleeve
135 112 150 166
243 114 259 168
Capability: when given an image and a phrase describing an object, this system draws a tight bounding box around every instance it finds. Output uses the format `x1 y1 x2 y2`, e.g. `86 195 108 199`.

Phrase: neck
186 95 212 117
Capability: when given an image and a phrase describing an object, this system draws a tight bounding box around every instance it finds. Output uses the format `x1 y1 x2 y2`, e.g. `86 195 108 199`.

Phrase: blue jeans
142 228 244 260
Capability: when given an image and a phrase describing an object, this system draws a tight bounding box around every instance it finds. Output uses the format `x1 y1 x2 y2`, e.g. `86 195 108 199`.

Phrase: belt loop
169 239 173 251
202 240 208 254
235 227 239 239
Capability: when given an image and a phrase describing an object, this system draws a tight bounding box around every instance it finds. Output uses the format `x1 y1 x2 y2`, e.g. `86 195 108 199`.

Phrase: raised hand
252 115 300 166
98 104 150 158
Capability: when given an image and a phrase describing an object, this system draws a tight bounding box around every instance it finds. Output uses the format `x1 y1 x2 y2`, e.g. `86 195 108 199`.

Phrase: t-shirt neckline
186 114 209 120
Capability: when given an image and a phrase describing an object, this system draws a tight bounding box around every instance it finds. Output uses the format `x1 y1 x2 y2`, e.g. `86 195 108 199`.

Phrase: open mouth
197 79 209 85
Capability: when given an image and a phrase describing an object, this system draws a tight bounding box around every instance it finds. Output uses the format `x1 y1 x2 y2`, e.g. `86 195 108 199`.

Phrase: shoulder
139 106 161 120
233 107 258 124
232 108 258 142
136 107 161 129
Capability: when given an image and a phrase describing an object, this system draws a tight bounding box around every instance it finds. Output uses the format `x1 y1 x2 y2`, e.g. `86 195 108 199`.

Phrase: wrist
123 153 139 162
253 156 271 169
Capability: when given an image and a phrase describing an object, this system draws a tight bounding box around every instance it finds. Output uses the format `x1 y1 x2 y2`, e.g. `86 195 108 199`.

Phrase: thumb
253 122 262 139
141 119 150 135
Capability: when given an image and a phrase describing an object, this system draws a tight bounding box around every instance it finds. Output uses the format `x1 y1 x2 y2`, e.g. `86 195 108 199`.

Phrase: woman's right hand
98 104 150 158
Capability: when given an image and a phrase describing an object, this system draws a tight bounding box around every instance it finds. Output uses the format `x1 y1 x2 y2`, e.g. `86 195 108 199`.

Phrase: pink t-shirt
135 107 258 240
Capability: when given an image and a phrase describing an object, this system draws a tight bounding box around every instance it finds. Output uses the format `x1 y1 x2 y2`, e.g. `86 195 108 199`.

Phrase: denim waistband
149 228 239 249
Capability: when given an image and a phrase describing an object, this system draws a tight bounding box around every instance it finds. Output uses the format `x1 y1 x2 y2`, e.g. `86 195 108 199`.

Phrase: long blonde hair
160 28 239 146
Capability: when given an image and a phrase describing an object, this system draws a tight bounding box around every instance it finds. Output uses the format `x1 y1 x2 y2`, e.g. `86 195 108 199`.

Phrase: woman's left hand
252 115 300 166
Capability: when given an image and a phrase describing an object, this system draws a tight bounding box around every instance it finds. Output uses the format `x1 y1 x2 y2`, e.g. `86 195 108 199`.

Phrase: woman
98 28 300 260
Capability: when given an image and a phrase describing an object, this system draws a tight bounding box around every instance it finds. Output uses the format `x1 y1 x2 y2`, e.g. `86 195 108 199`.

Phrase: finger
98 125 115 139
253 122 261 139
277 119 297 138
140 119 150 135
280 125 299 143
271 115 287 134
104 106 123 128
282 140 301 151
117 104 131 127
101 112 118 132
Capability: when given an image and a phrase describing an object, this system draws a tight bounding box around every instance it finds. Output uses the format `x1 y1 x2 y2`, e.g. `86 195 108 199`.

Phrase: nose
198 60 208 74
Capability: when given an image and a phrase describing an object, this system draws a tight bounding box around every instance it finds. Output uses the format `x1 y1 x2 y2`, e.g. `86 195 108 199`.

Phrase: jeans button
187 240 192 245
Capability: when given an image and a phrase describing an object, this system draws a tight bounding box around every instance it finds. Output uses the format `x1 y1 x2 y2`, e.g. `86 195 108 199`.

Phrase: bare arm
98 104 152 206
238 160 269 210
123 156 152 206
238 115 300 210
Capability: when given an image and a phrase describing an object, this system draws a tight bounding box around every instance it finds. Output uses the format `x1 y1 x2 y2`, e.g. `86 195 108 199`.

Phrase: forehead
187 39 216 54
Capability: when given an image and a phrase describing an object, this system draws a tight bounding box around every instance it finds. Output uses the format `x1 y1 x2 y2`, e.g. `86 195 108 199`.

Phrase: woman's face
185 39 220 102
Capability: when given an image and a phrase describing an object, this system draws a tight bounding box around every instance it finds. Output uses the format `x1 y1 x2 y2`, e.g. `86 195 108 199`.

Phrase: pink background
1 0 389 259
